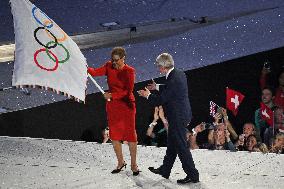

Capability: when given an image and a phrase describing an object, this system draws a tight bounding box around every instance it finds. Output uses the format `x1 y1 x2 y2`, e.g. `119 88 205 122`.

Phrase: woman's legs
112 140 125 167
128 141 138 171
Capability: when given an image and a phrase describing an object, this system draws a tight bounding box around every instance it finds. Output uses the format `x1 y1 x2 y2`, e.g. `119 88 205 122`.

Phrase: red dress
88 61 137 142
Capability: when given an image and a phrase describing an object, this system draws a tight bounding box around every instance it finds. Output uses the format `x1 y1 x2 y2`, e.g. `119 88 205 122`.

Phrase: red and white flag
226 88 245 116
260 102 273 126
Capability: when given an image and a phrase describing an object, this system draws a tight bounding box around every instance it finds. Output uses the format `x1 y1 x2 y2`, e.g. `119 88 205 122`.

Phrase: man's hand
103 92 112 100
137 87 150 98
146 79 157 91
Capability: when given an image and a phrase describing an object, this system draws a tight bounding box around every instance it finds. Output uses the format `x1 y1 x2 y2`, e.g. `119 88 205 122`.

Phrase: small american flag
209 101 219 117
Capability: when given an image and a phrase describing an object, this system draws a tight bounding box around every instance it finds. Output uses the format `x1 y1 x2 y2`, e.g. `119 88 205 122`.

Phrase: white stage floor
0 136 283 189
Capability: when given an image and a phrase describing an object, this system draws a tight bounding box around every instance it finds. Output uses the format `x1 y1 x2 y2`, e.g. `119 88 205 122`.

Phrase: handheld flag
226 88 245 116
209 101 219 117
10 0 87 102
260 102 273 127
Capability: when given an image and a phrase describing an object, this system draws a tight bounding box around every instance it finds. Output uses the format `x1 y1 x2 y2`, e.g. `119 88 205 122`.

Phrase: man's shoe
177 176 199 184
148 167 169 179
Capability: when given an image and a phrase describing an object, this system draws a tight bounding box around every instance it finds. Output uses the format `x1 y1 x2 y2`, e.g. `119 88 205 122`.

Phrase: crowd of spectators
142 63 284 155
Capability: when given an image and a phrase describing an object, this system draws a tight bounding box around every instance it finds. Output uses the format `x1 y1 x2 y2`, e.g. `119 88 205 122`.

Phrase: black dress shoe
148 167 169 179
111 162 127 174
177 176 199 184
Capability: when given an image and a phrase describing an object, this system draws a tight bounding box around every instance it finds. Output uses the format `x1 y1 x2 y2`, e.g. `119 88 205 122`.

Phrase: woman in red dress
88 47 139 175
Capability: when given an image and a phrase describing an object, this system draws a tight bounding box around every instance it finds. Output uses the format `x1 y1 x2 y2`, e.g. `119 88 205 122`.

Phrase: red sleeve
87 62 109 77
259 73 268 89
111 68 135 100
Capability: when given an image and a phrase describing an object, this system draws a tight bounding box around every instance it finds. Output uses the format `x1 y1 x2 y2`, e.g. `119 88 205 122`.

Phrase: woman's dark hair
111 47 126 59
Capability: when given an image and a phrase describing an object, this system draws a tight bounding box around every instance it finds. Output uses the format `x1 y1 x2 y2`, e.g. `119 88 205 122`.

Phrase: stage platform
0 136 283 189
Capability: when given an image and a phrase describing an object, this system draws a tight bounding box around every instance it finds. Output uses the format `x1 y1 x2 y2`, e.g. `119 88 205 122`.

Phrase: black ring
34 27 58 49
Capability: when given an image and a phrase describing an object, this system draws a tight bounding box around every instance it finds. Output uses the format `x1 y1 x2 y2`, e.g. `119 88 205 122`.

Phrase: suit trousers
159 126 199 180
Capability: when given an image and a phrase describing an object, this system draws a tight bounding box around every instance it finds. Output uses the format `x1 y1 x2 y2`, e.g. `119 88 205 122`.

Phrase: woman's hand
103 92 112 100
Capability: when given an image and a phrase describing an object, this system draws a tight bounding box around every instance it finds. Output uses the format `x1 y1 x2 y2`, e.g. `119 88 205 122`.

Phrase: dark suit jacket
148 68 192 128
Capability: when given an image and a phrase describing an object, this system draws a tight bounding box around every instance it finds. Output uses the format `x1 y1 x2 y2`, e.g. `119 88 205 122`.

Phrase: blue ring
32 6 53 28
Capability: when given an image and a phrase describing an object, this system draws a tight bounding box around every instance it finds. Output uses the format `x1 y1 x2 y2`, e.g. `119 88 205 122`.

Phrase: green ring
45 41 70 64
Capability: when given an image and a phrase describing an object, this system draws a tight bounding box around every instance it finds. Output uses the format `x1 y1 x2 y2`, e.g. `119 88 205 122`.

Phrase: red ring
34 48 59 71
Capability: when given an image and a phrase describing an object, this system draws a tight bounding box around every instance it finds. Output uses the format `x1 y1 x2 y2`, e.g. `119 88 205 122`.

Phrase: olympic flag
10 0 88 102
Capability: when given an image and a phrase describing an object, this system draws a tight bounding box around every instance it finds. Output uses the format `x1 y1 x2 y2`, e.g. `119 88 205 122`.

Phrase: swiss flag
260 102 273 126
226 88 245 116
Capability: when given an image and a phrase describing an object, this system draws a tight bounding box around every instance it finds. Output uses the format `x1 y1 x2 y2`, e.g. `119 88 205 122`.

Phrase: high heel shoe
132 166 141 176
132 170 141 176
111 162 127 174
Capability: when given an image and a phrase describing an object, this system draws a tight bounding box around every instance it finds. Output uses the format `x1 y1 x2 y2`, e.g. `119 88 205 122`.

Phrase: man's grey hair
155 53 174 69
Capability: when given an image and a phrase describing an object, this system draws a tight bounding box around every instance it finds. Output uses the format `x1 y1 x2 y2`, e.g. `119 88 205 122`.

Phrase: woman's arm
87 62 109 77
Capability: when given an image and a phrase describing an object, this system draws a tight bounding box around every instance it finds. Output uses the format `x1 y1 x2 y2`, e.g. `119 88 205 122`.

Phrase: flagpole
88 73 111 101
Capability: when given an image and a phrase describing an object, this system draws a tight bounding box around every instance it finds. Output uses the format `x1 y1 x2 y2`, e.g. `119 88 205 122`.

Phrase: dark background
0 47 283 143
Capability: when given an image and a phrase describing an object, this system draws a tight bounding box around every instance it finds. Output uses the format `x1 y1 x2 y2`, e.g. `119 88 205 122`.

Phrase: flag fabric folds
226 88 245 116
260 102 274 127
10 0 88 102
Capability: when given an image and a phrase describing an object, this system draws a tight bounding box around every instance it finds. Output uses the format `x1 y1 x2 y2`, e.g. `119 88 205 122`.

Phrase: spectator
191 122 236 152
255 87 277 146
144 106 168 147
270 133 284 154
244 135 258 152
260 67 284 109
186 123 204 150
102 127 111 143
235 123 256 150
252 142 269 154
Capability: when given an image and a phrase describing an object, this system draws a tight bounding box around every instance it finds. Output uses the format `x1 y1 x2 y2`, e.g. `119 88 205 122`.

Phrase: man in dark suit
138 53 199 184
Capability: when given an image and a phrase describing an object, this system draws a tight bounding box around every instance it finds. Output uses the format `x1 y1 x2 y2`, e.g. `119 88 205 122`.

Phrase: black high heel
132 170 141 176
111 162 127 174
132 166 141 176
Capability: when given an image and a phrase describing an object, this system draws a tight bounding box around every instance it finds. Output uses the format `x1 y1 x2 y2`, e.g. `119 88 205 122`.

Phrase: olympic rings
32 5 71 71
34 27 58 49
46 41 70 64
34 48 59 71
32 6 53 28
44 20 67 42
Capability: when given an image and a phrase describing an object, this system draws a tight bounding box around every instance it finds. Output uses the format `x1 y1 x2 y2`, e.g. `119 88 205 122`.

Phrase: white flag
10 0 87 102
